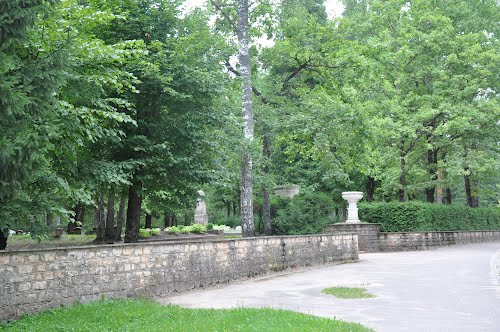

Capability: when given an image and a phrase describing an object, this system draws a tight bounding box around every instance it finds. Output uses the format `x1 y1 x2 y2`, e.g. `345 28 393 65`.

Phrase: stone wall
0 234 358 322
323 223 380 252
378 230 500 252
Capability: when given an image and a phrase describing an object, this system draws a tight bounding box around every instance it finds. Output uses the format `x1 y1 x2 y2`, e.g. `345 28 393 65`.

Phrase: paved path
158 242 500 332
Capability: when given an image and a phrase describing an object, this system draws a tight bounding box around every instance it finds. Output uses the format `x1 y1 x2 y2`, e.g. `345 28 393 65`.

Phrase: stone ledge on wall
324 223 500 253
0 234 358 322
378 230 500 252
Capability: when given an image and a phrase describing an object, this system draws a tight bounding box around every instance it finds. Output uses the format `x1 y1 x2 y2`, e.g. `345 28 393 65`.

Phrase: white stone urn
342 191 364 223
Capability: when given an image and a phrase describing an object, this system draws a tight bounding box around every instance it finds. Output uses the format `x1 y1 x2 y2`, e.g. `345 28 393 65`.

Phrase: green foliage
138 228 152 238
212 224 227 231
359 202 500 232
178 224 207 234
190 224 207 234
0 299 373 332
322 287 376 299
273 190 336 235
150 228 161 236
206 223 214 230
165 226 181 234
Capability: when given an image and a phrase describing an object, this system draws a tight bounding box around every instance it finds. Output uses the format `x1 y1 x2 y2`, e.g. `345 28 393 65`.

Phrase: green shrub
212 224 227 231
190 224 206 234
151 228 161 236
273 190 335 235
139 228 152 238
206 223 214 230
359 202 500 232
165 226 181 234
180 226 192 234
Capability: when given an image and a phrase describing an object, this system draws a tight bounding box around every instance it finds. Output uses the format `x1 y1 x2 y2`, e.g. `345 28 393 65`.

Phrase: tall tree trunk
125 182 142 243
464 168 473 207
0 229 7 250
115 194 126 242
68 204 82 234
164 214 175 228
79 206 85 226
464 146 479 208
436 169 443 204
238 0 255 237
145 213 152 229
262 134 272 236
425 147 438 203
445 188 452 204
464 170 479 208
398 152 406 202
105 190 115 243
471 177 479 207
226 201 231 217
94 193 106 243
365 176 376 202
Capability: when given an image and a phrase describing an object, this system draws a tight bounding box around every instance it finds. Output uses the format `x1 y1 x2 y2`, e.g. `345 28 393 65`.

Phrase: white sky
182 0 344 19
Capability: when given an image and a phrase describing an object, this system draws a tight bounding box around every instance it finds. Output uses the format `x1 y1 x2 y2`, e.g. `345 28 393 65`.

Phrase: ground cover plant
322 287 376 299
0 299 374 332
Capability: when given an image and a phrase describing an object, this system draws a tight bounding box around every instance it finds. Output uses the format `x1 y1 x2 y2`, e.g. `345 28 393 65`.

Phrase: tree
88 0 227 242
0 0 66 249
237 0 256 237
337 0 499 204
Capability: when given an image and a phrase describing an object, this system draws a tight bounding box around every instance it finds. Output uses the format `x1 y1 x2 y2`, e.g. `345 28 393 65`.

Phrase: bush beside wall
273 191 336 235
359 202 500 232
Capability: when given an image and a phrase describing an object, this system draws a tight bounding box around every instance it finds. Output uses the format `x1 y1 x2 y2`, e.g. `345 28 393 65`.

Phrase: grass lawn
322 287 376 299
0 299 374 332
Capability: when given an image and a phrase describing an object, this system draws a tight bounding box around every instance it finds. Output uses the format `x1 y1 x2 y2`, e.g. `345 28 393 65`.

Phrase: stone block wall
0 234 358 322
378 230 500 252
323 223 380 252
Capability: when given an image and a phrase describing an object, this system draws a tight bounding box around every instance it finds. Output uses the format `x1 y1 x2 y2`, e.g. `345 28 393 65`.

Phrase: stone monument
194 190 208 225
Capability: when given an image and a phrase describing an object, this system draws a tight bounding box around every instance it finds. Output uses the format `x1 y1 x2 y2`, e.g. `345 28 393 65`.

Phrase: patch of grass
0 299 374 332
322 287 376 299
224 234 241 239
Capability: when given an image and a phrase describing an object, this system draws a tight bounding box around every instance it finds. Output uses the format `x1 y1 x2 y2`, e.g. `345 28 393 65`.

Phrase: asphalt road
158 242 500 332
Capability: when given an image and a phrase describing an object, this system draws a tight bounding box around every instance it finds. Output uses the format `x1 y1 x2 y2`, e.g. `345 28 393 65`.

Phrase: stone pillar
323 223 380 252
342 191 363 223
194 190 208 225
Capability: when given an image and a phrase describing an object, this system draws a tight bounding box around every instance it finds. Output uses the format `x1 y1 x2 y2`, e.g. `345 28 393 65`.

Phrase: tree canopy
1 0 498 248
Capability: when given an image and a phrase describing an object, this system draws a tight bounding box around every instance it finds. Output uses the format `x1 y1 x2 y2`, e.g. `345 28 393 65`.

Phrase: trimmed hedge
359 202 500 232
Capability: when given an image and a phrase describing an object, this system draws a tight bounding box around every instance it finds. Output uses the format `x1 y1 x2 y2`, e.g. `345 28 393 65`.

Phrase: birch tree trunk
238 0 255 237
262 134 272 236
